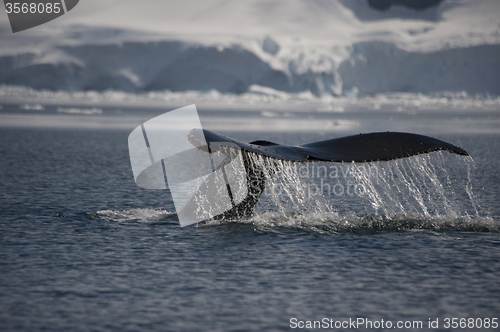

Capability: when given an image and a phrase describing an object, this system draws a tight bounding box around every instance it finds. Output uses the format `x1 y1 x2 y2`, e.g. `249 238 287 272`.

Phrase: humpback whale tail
128 105 468 226
185 129 468 223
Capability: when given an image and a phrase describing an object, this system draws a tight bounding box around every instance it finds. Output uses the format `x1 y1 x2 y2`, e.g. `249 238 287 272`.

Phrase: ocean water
0 104 499 331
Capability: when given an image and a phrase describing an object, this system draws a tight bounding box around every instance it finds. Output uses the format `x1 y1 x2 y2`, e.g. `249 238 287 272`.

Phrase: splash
228 151 494 232
95 151 495 232
230 212 500 234
94 208 175 223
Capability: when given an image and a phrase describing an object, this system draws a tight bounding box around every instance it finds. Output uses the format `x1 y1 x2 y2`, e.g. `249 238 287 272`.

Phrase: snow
1 84 499 113
0 0 499 97
57 107 103 115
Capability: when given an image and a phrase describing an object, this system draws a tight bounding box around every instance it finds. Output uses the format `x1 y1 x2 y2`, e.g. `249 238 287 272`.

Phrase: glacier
0 0 499 97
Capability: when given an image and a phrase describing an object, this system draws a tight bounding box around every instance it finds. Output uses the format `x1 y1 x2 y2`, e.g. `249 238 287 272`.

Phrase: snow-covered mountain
0 0 499 96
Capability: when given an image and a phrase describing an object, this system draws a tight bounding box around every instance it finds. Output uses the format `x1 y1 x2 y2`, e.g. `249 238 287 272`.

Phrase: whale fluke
130 105 470 226
195 129 468 163
182 129 469 223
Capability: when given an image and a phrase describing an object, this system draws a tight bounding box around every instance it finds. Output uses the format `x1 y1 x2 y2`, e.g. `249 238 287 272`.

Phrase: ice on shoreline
1 84 499 113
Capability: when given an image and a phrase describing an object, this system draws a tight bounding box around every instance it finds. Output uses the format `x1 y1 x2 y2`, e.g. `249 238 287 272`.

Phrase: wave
91 208 499 233
237 212 500 234
93 208 176 223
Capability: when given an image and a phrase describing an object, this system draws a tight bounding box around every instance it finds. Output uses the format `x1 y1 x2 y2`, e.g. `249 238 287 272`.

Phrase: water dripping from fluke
224 152 495 233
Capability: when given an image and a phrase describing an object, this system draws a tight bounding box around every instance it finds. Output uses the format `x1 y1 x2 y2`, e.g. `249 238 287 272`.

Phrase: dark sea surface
0 104 499 331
